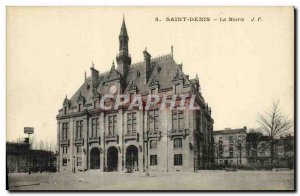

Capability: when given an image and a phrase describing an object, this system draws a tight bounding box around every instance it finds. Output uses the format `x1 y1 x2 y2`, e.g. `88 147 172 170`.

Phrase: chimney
143 48 152 82
90 65 99 94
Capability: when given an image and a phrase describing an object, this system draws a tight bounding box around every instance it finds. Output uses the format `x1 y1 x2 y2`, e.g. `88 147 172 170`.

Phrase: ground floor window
77 157 82 166
150 155 157 166
174 154 182 166
63 158 67 166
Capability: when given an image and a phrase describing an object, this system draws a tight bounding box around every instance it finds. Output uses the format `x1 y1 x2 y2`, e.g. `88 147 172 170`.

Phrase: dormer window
130 93 135 102
64 106 67 114
151 88 156 94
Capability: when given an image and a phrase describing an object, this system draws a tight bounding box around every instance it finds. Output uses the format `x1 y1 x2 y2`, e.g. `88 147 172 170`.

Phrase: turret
116 16 131 77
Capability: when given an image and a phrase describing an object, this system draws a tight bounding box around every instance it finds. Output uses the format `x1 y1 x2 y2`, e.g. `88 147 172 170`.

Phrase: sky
6 7 294 146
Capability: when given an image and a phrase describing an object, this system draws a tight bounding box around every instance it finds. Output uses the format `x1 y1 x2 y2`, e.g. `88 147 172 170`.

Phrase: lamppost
144 109 155 177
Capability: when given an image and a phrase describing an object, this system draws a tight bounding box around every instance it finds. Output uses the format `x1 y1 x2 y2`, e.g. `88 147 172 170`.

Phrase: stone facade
56 18 214 173
213 127 247 167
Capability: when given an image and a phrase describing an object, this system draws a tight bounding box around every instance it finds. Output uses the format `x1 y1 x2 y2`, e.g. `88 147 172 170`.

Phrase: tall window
229 144 234 152
127 113 137 134
174 154 183 166
150 140 157 149
78 104 82 112
172 111 184 130
62 122 68 140
173 138 182 148
108 115 117 135
62 146 68 154
76 120 83 139
91 118 99 137
63 158 67 166
148 109 159 132
77 145 82 154
150 155 158 166
77 157 82 166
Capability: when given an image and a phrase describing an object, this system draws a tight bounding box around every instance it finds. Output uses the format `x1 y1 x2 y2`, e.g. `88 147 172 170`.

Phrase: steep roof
67 53 197 107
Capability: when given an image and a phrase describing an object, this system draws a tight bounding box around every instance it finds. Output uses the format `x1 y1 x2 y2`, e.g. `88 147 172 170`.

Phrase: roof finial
92 61 94 68
171 45 173 56
196 73 199 81
123 14 125 21
65 94 68 99
85 70 86 81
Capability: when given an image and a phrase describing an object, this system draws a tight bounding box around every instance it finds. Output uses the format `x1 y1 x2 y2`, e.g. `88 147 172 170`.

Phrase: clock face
109 85 117 94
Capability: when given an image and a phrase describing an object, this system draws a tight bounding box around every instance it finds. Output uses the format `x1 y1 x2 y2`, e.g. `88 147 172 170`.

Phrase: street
8 170 294 191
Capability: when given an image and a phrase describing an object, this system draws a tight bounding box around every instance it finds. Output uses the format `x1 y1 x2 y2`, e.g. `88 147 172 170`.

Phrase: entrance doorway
90 148 100 169
126 145 138 173
107 146 118 171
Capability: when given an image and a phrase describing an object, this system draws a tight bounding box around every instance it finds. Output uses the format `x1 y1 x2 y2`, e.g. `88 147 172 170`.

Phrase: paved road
8 170 294 191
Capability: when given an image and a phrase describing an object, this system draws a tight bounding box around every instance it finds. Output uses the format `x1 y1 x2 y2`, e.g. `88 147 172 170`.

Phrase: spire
116 16 131 76
196 73 199 81
119 15 128 37
171 45 173 56
84 71 86 81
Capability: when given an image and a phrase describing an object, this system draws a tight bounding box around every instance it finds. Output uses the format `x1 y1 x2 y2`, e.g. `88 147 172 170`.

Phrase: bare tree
230 135 246 167
257 101 293 163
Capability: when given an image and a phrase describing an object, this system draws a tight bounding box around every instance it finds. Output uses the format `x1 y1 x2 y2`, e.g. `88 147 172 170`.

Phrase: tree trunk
270 139 274 163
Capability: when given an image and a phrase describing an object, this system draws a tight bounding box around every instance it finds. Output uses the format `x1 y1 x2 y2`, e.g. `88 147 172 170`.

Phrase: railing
60 139 68 145
124 133 139 142
147 131 161 140
74 138 84 145
88 137 101 144
116 52 131 58
105 134 118 143
169 129 189 139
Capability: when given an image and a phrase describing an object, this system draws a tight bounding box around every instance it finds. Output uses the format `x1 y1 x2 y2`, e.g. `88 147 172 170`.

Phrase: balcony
60 139 69 146
88 137 101 144
74 138 84 145
169 129 189 139
144 131 161 141
124 133 139 142
105 134 118 144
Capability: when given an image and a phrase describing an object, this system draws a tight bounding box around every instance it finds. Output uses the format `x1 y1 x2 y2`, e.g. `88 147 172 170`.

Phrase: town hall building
56 18 214 173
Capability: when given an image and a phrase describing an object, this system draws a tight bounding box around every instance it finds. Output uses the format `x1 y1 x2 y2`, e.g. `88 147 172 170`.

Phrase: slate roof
64 18 200 108
67 53 198 107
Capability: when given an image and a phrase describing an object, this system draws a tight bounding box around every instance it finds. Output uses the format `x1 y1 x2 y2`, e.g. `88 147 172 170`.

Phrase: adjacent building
213 127 247 167
6 141 57 173
214 128 294 169
56 18 214 173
